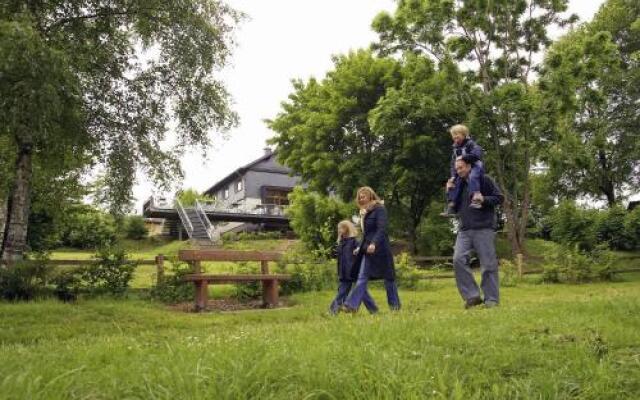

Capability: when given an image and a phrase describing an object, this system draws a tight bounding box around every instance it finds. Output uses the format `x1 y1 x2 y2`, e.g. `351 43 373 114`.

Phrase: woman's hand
366 243 376 254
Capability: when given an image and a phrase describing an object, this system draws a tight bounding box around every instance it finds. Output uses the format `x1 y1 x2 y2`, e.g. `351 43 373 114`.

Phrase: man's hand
366 243 376 254
446 178 455 191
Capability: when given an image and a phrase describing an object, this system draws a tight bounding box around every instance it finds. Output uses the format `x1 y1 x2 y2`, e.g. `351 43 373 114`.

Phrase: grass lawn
1 274 639 399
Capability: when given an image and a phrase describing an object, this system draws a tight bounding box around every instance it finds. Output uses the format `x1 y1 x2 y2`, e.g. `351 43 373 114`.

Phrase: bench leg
194 281 208 312
262 279 279 307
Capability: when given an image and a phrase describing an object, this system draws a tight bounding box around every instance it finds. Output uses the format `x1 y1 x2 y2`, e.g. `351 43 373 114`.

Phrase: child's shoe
440 203 457 218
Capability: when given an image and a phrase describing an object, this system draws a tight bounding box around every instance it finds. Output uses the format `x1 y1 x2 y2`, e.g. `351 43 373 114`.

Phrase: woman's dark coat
333 236 359 282
355 205 396 281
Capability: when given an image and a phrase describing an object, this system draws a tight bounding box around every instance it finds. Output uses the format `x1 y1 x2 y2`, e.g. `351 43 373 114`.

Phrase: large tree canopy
541 0 640 206
0 1 241 259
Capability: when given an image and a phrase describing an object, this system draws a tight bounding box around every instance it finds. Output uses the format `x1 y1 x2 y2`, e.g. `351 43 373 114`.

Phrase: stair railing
195 199 217 241
175 199 194 238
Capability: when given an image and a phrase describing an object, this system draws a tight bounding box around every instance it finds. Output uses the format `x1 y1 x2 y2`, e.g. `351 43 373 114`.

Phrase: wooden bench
178 250 291 311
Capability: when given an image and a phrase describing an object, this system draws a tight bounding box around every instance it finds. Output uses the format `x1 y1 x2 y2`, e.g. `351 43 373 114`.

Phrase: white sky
133 0 607 212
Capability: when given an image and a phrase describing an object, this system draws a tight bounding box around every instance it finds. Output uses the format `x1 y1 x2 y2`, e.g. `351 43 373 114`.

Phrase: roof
203 150 292 195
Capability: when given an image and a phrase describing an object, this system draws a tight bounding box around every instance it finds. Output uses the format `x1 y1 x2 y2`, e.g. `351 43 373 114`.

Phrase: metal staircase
175 200 219 245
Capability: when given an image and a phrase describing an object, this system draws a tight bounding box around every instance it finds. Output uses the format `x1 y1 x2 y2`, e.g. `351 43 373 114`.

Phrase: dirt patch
168 297 293 313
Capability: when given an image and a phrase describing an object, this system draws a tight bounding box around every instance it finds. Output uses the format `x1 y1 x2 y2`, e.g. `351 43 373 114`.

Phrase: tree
372 0 576 256
540 0 640 206
269 50 469 251
0 1 241 261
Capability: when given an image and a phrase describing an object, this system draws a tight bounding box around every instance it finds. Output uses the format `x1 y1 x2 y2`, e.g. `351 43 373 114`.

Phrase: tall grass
1 277 639 399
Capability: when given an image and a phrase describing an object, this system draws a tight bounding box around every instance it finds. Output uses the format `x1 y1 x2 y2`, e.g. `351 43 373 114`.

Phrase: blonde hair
450 124 470 138
337 220 358 242
355 186 382 209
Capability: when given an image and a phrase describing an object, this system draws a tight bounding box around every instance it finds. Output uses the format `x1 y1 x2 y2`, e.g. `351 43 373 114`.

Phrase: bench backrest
178 250 283 262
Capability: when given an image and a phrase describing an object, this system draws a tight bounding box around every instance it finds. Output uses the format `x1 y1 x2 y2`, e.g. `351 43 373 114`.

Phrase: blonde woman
343 187 400 312
329 220 361 314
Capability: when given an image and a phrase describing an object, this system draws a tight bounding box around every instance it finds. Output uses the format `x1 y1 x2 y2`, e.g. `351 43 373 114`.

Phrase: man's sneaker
464 296 483 309
484 300 499 308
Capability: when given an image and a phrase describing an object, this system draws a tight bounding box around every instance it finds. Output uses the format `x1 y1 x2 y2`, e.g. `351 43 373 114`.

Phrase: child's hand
353 247 360 255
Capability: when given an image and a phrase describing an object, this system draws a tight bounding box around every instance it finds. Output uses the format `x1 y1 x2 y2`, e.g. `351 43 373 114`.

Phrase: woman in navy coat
343 186 400 312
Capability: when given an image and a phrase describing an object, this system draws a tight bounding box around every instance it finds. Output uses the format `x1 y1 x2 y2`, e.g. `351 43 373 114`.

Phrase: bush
624 207 640 250
541 244 615 284
82 246 136 296
0 257 52 301
416 202 455 256
595 206 635 251
63 207 117 249
274 249 335 295
500 259 520 287
150 261 194 304
547 201 598 250
233 262 262 300
395 253 421 290
123 215 148 240
287 187 356 255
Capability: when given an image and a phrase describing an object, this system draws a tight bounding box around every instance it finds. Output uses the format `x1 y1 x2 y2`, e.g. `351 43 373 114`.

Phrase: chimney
263 147 273 155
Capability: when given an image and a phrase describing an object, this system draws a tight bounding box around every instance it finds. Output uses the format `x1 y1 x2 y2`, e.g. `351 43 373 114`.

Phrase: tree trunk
0 196 7 259
1 145 33 262
502 196 526 257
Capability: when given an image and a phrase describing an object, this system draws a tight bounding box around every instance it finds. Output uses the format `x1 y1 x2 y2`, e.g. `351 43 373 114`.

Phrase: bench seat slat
184 274 291 282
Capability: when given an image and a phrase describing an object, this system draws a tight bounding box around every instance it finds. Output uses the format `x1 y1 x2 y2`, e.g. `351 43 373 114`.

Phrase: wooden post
192 260 202 274
516 253 524 279
263 279 279 307
260 260 269 274
194 281 208 312
155 254 165 285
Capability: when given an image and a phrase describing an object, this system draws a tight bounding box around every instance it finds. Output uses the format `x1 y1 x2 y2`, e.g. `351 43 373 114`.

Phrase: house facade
204 148 299 210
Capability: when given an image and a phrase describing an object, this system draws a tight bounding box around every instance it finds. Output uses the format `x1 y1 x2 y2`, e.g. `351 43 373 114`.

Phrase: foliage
415 201 455 256
394 253 421 290
269 50 469 250
81 246 137 296
624 207 640 250
372 0 576 256
547 201 598 250
0 257 51 301
500 259 520 288
541 244 616 284
176 188 215 207
221 231 284 242
150 261 194 304
275 249 335 295
540 0 640 207
62 206 117 249
595 206 635 251
285 187 355 254
233 262 262 300
123 215 149 241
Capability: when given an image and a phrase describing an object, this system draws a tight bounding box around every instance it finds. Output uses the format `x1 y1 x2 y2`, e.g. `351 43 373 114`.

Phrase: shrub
416 203 455 256
624 207 640 250
595 206 635 251
0 257 52 301
150 261 194 304
286 187 356 255
395 253 421 290
541 244 615 284
63 207 117 249
233 262 262 300
176 188 214 207
500 258 520 287
274 249 335 295
547 201 597 250
123 215 148 240
82 246 136 296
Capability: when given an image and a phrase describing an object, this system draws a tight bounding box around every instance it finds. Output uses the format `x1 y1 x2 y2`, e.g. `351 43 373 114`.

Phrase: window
223 188 229 199
263 188 290 206
235 180 243 192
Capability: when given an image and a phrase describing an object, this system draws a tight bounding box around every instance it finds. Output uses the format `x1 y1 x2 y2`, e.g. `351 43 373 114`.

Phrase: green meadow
1 243 639 399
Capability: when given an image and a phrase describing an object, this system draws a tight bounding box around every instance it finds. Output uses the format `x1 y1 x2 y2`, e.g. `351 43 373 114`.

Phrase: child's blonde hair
337 220 358 242
450 124 470 138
